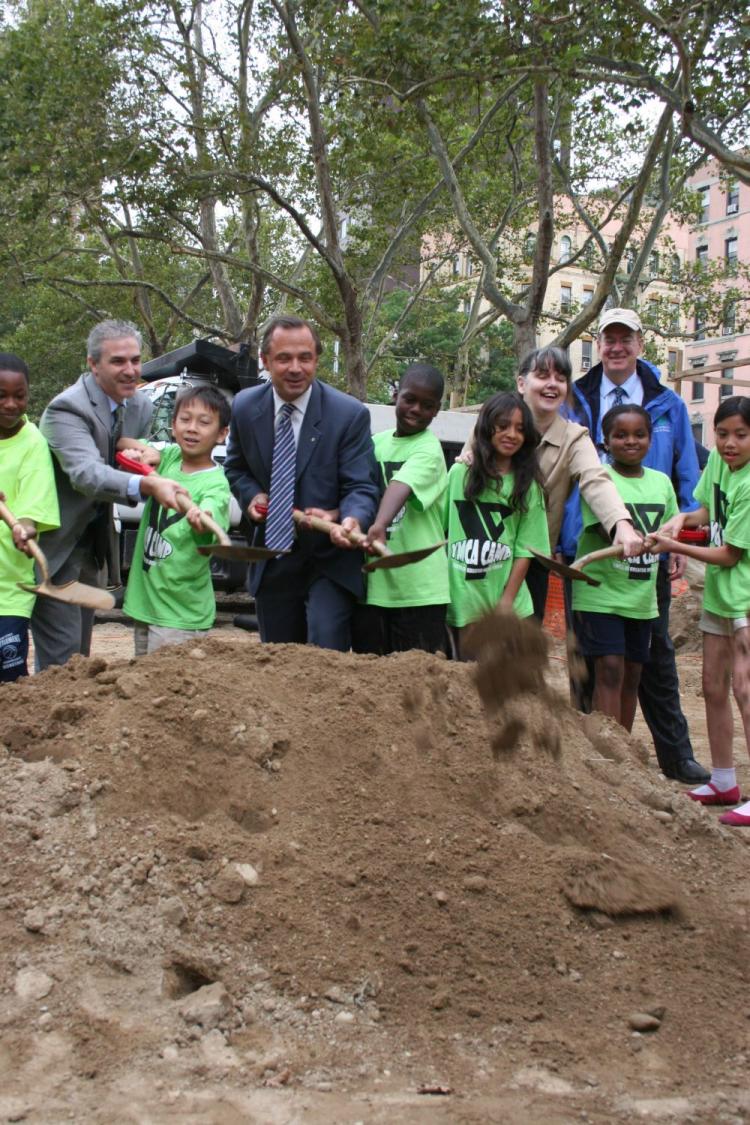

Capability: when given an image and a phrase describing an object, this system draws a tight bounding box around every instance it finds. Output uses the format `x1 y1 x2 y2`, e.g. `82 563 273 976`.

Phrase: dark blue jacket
559 358 700 557
224 379 379 597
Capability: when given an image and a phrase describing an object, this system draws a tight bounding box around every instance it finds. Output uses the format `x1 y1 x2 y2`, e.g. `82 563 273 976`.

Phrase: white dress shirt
271 384 313 449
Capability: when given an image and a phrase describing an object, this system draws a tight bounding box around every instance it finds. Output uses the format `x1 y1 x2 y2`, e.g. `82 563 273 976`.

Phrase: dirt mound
1 636 750 1119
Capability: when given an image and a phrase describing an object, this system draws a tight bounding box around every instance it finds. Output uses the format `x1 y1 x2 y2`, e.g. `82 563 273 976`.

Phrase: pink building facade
676 163 750 447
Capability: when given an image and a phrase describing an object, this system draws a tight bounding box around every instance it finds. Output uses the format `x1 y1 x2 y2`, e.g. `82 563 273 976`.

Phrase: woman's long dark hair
465 391 541 510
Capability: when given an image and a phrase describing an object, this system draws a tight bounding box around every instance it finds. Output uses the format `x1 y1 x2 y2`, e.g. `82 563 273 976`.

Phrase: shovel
290 510 445 573
115 452 288 563
526 544 625 588
0 494 115 610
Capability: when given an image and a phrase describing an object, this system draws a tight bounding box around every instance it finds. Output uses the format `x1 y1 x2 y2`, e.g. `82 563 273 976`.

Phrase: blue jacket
559 358 700 557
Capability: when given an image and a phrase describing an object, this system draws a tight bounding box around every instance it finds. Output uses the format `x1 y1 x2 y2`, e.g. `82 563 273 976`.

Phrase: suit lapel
249 385 275 471
296 381 322 480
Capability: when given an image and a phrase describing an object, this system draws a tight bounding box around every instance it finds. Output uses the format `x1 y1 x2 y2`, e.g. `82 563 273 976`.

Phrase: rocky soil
1 597 749 1123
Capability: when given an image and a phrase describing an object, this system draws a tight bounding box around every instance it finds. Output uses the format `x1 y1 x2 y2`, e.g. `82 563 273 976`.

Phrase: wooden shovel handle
173 492 231 547
291 509 391 557
0 495 50 581
571 544 625 572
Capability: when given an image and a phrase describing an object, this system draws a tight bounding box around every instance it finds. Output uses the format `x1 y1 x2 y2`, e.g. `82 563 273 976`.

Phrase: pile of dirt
1 635 749 1120
670 579 703 652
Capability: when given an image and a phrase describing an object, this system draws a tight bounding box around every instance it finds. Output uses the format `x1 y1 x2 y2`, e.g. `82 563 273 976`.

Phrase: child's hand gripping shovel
115 453 289 562
525 544 625 588
0 493 115 610
288 509 445 573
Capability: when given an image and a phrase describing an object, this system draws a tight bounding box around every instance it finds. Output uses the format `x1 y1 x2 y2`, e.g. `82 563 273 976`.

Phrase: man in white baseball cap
563 305 708 784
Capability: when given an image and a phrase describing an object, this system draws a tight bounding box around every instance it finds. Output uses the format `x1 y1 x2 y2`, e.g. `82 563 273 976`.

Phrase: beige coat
538 413 630 551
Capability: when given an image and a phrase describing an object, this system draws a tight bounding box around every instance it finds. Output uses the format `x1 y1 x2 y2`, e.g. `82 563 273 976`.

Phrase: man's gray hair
87 319 143 362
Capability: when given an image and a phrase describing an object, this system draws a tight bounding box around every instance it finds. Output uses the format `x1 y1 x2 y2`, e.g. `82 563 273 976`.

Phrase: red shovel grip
116 451 155 475
677 528 709 545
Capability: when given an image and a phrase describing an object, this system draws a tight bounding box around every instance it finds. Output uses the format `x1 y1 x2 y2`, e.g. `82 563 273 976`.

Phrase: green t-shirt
573 466 678 620
364 428 449 608
444 463 549 627
0 420 60 619
694 448 750 618
123 445 230 630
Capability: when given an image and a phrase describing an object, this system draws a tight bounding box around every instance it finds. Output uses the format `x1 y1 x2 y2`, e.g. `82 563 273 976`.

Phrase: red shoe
687 783 741 806
719 809 750 826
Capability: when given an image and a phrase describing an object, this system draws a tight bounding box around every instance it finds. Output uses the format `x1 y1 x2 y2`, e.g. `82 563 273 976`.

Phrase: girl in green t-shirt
647 396 750 826
445 391 548 658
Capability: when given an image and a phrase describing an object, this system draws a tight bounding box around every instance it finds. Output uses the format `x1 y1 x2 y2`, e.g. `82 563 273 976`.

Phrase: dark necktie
109 405 124 464
265 402 296 552
612 386 627 407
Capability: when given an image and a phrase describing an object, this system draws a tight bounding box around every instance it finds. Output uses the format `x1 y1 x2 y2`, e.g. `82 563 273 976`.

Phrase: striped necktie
265 402 296 552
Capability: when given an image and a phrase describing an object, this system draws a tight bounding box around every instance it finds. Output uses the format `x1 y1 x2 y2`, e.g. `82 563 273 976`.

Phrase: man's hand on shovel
115 452 191 512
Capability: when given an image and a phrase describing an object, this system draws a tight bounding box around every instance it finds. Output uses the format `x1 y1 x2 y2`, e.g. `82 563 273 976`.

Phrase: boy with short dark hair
0 353 60 681
122 385 231 655
352 363 449 655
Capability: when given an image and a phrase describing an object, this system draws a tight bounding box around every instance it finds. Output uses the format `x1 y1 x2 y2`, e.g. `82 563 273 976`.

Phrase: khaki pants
133 622 207 656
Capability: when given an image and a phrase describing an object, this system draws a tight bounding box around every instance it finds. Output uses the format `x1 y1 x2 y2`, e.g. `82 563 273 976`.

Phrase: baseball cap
598 307 642 334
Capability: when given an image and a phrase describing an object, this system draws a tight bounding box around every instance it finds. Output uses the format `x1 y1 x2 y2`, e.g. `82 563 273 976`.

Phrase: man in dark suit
31 319 189 669
224 316 378 650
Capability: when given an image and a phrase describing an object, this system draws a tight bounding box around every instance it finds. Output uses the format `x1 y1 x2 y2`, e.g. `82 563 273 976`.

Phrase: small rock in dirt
189 647 207 660
234 863 259 886
628 1012 661 1032
200 1028 239 1068
23 908 46 933
15 968 54 1001
324 985 347 1004
158 897 187 927
434 891 448 906
211 868 245 904
463 875 488 893
178 982 231 1029
334 1010 355 1024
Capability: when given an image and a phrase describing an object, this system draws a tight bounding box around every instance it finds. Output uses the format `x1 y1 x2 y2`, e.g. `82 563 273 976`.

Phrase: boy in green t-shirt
352 363 448 655
0 353 60 681
122 385 231 656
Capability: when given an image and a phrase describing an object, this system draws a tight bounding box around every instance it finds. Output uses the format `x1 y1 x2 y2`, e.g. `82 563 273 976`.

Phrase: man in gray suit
31 319 188 670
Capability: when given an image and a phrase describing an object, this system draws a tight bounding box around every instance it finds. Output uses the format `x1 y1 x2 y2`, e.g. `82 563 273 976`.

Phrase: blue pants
0 616 30 682
254 566 356 651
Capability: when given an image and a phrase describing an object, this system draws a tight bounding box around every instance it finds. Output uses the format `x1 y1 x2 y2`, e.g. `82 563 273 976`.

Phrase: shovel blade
196 544 290 561
362 540 446 573
525 546 600 587
18 580 116 610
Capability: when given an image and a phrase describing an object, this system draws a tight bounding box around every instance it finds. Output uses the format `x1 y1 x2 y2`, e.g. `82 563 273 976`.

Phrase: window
462 298 472 316
523 233 536 263
560 284 572 312
723 300 736 336
727 182 739 215
648 250 660 277
581 339 592 370
698 186 710 223
559 235 572 264
695 307 705 341
625 247 635 274
669 303 680 330
670 253 681 281
582 288 594 305
452 253 461 277
691 421 704 444
582 241 595 269
725 237 738 274
465 256 474 278
721 366 735 399
647 298 660 325
668 349 679 375
691 361 705 401
696 245 708 270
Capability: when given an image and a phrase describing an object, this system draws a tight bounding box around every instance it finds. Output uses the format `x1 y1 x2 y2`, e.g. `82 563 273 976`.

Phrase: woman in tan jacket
517 346 644 617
